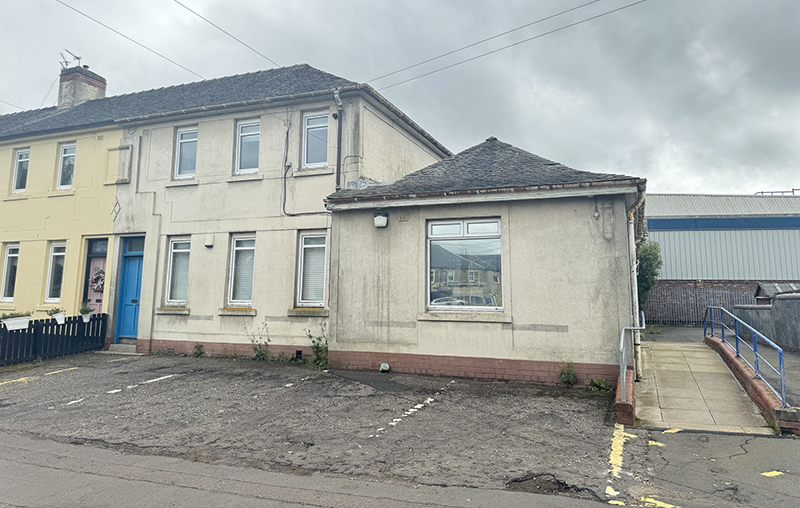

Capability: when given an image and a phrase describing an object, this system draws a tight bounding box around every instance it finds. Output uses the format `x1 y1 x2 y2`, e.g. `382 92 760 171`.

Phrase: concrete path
0 431 600 508
636 340 773 434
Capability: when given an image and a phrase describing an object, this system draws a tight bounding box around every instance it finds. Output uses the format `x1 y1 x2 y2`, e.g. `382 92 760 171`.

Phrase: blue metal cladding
648 217 800 231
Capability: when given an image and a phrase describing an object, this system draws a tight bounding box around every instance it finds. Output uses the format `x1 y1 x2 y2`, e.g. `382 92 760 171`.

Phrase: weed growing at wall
193 342 205 358
588 378 613 392
245 319 272 361
307 323 328 370
559 362 577 387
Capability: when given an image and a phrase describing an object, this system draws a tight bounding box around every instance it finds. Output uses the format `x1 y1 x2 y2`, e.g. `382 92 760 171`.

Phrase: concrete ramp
636 341 773 434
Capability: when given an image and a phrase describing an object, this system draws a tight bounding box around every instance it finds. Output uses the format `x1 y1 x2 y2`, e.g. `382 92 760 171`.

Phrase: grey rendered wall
329 195 636 366
735 295 800 350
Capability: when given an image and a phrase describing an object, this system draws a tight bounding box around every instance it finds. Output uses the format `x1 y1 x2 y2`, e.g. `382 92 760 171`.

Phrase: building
644 193 800 324
0 64 450 356
325 138 646 385
0 66 119 320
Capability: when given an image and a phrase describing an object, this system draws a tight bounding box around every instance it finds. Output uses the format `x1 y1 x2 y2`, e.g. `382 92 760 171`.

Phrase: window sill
295 166 333 178
104 179 130 186
156 307 190 315
166 179 199 188
0 303 15 310
218 307 257 316
3 194 27 201
227 173 263 183
287 308 329 317
418 311 511 324
48 190 75 198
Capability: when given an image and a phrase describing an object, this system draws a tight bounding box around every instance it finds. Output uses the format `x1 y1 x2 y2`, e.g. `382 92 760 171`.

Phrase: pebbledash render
325 137 647 385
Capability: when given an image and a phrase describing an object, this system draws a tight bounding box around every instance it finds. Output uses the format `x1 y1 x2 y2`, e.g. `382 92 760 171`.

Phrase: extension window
428 219 503 310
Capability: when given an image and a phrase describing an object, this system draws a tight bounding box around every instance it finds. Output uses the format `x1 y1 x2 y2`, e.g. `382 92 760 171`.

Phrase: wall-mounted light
374 212 388 228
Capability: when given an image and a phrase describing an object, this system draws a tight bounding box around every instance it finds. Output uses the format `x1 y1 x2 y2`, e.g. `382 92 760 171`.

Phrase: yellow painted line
609 423 637 478
663 428 683 434
107 357 132 363
0 376 38 387
761 471 784 477
608 501 626 506
639 496 679 508
648 440 666 447
45 367 78 376
605 485 619 496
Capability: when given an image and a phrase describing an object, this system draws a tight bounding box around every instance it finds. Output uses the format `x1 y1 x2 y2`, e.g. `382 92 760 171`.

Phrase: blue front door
116 237 144 341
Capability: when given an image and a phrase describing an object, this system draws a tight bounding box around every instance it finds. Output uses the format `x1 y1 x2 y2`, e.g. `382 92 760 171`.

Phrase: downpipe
627 191 645 380
333 90 344 191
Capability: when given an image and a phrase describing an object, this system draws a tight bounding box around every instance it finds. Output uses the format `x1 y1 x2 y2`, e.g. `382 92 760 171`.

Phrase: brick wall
328 350 618 386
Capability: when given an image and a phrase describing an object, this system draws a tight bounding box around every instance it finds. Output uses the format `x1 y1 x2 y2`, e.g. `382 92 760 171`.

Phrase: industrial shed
644 193 800 324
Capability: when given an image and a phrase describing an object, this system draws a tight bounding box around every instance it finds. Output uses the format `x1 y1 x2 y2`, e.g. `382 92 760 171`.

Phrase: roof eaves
327 177 645 208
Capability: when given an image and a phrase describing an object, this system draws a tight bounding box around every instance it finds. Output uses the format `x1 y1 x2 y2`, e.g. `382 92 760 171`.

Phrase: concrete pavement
0 431 602 508
636 340 773 434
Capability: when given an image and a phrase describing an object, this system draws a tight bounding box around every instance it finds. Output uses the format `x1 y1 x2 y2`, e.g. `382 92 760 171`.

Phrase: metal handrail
619 312 645 403
703 306 787 408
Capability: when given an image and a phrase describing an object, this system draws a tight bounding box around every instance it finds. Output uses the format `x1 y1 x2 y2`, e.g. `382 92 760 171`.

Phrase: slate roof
0 64 357 142
328 137 641 202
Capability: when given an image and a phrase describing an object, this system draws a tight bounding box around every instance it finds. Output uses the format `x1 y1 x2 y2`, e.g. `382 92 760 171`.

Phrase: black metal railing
0 314 107 367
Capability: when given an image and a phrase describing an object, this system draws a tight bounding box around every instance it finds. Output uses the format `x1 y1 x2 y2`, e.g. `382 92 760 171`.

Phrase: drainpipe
627 189 645 380
333 90 344 191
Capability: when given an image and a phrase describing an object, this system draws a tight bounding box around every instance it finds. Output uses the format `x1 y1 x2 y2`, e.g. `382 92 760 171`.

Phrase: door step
103 342 142 355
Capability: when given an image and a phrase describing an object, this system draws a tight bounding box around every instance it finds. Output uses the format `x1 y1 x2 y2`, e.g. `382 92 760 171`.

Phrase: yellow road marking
0 376 38 386
761 471 784 477
648 440 666 447
606 485 619 496
663 428 683 434
45 367 78 376
608 501 626 506
107 357 132 363
609 423 637 477
639 496 679 508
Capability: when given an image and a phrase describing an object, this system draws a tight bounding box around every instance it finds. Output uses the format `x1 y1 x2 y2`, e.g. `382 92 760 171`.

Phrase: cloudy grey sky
1 0 797 194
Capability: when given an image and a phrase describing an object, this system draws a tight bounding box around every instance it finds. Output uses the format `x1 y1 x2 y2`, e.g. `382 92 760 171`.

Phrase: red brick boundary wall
328 350 618 386
705 335 800 435
136 338 312 360
615 367 635 425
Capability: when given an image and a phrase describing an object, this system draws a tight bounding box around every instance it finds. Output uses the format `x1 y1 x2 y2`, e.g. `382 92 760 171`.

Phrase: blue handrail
703 306 787 408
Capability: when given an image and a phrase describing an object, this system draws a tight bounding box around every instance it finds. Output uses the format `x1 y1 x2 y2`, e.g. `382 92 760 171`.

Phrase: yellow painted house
0 67 120 320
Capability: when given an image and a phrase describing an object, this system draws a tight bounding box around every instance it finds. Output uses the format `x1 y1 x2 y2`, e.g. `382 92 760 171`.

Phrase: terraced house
0 64 450 354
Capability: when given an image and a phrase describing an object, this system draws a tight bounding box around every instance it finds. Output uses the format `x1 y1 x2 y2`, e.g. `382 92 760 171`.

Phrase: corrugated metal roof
646 194 800 218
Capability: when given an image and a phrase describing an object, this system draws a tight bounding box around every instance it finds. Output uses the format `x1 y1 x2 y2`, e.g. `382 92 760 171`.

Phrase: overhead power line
173 0 280 67
53 0 205 80
378 0 651 91
368 0 601 83
0 99 25 111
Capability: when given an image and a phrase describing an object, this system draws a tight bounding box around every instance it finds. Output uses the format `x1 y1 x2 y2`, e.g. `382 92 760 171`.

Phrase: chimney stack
57 65 106 110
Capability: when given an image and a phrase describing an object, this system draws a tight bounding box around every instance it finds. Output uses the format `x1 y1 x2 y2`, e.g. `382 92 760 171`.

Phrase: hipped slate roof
328 137 642 203
0 65 356 141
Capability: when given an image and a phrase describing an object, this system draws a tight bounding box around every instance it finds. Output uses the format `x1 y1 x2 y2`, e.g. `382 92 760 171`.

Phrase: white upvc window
174 127 198 179
1 244 19 302
235 120 260 174
45 242 67 303
12 149 29 193
228 236 255 306
165 239 191 305
296 233 326 307
428 219 503 310
302 111 328 168
57 143 75 190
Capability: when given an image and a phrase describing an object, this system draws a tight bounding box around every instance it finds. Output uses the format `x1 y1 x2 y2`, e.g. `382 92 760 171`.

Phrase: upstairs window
236 120 260 174
57 143 75 190
175 127 198 179
428 219 503 310
46 242 66 303
296 233 326 307
302 111 328 168
228 237 255 306
166 239 191 305
1 244 19 302
13 149 29 193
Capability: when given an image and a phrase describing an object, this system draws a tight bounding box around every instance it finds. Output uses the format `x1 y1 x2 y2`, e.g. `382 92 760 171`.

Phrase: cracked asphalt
1 352 799 507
